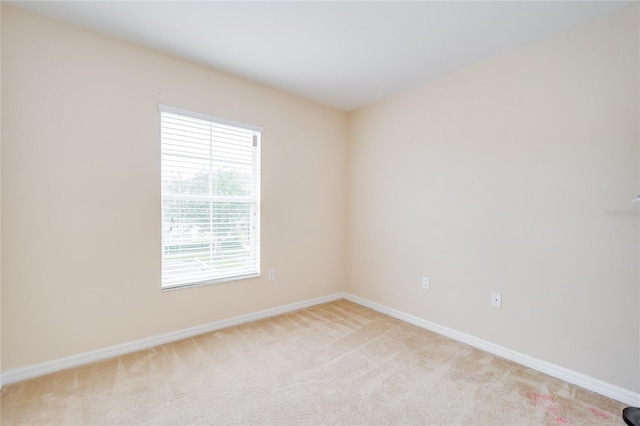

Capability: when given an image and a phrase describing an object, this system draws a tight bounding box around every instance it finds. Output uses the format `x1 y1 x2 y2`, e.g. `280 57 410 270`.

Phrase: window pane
160 107 260 289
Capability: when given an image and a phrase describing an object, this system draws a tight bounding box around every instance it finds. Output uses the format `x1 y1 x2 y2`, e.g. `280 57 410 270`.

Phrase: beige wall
1 6 347 370
2 2 639 396
0 3 3 380
347 5 639 392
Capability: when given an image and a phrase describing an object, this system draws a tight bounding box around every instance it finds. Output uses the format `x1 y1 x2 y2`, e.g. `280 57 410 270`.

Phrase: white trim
3 291 638 407
342 293 640 407
0 293 345 387
158 103 263 132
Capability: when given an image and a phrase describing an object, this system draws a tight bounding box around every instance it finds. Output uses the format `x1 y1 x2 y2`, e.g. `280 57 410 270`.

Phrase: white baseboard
3 291 638 407
342 292 640 407
0 292 345 387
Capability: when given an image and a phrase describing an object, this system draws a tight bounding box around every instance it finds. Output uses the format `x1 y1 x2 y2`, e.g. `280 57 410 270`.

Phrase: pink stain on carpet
529 392 555 404
554 415 568 424
529 394 569 424
590 407 610 420
548 407 568 424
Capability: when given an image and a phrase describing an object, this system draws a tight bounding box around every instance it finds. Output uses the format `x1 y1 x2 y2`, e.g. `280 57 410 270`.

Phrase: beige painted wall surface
347 5 639 392
0 3 3 377
1 6 347 370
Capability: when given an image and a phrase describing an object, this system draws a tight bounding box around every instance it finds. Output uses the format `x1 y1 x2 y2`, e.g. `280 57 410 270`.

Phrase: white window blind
160 104 261 290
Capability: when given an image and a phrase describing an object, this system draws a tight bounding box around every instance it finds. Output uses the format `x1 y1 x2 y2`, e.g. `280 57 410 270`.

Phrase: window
160 104 261 290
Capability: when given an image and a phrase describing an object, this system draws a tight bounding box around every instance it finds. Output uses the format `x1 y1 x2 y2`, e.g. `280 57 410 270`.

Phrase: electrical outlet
491 292 502 309
268 268 275 281
422 276 430 290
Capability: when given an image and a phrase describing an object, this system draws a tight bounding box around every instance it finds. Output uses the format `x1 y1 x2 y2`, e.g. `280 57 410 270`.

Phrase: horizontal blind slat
161 107 261 288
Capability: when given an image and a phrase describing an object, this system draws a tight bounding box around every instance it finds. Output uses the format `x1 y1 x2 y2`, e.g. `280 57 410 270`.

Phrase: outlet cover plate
422 277 430 289
491 292 502 308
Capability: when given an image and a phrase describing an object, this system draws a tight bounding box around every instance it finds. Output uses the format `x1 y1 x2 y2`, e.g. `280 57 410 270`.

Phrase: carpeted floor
0 299 627 425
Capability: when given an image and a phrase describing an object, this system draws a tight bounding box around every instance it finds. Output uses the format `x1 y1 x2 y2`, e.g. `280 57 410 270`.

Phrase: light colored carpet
1 300 626 425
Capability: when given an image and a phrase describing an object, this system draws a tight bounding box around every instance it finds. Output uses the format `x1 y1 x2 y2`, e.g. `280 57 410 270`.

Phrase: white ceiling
8 1 632 111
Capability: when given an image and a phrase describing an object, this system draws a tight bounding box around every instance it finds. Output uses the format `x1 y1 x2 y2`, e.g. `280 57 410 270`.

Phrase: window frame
159 104 262 291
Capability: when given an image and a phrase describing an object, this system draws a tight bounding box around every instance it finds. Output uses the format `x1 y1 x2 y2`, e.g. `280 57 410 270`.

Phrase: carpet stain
529 392 555 404
547 406 568 424
590 406 611 420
